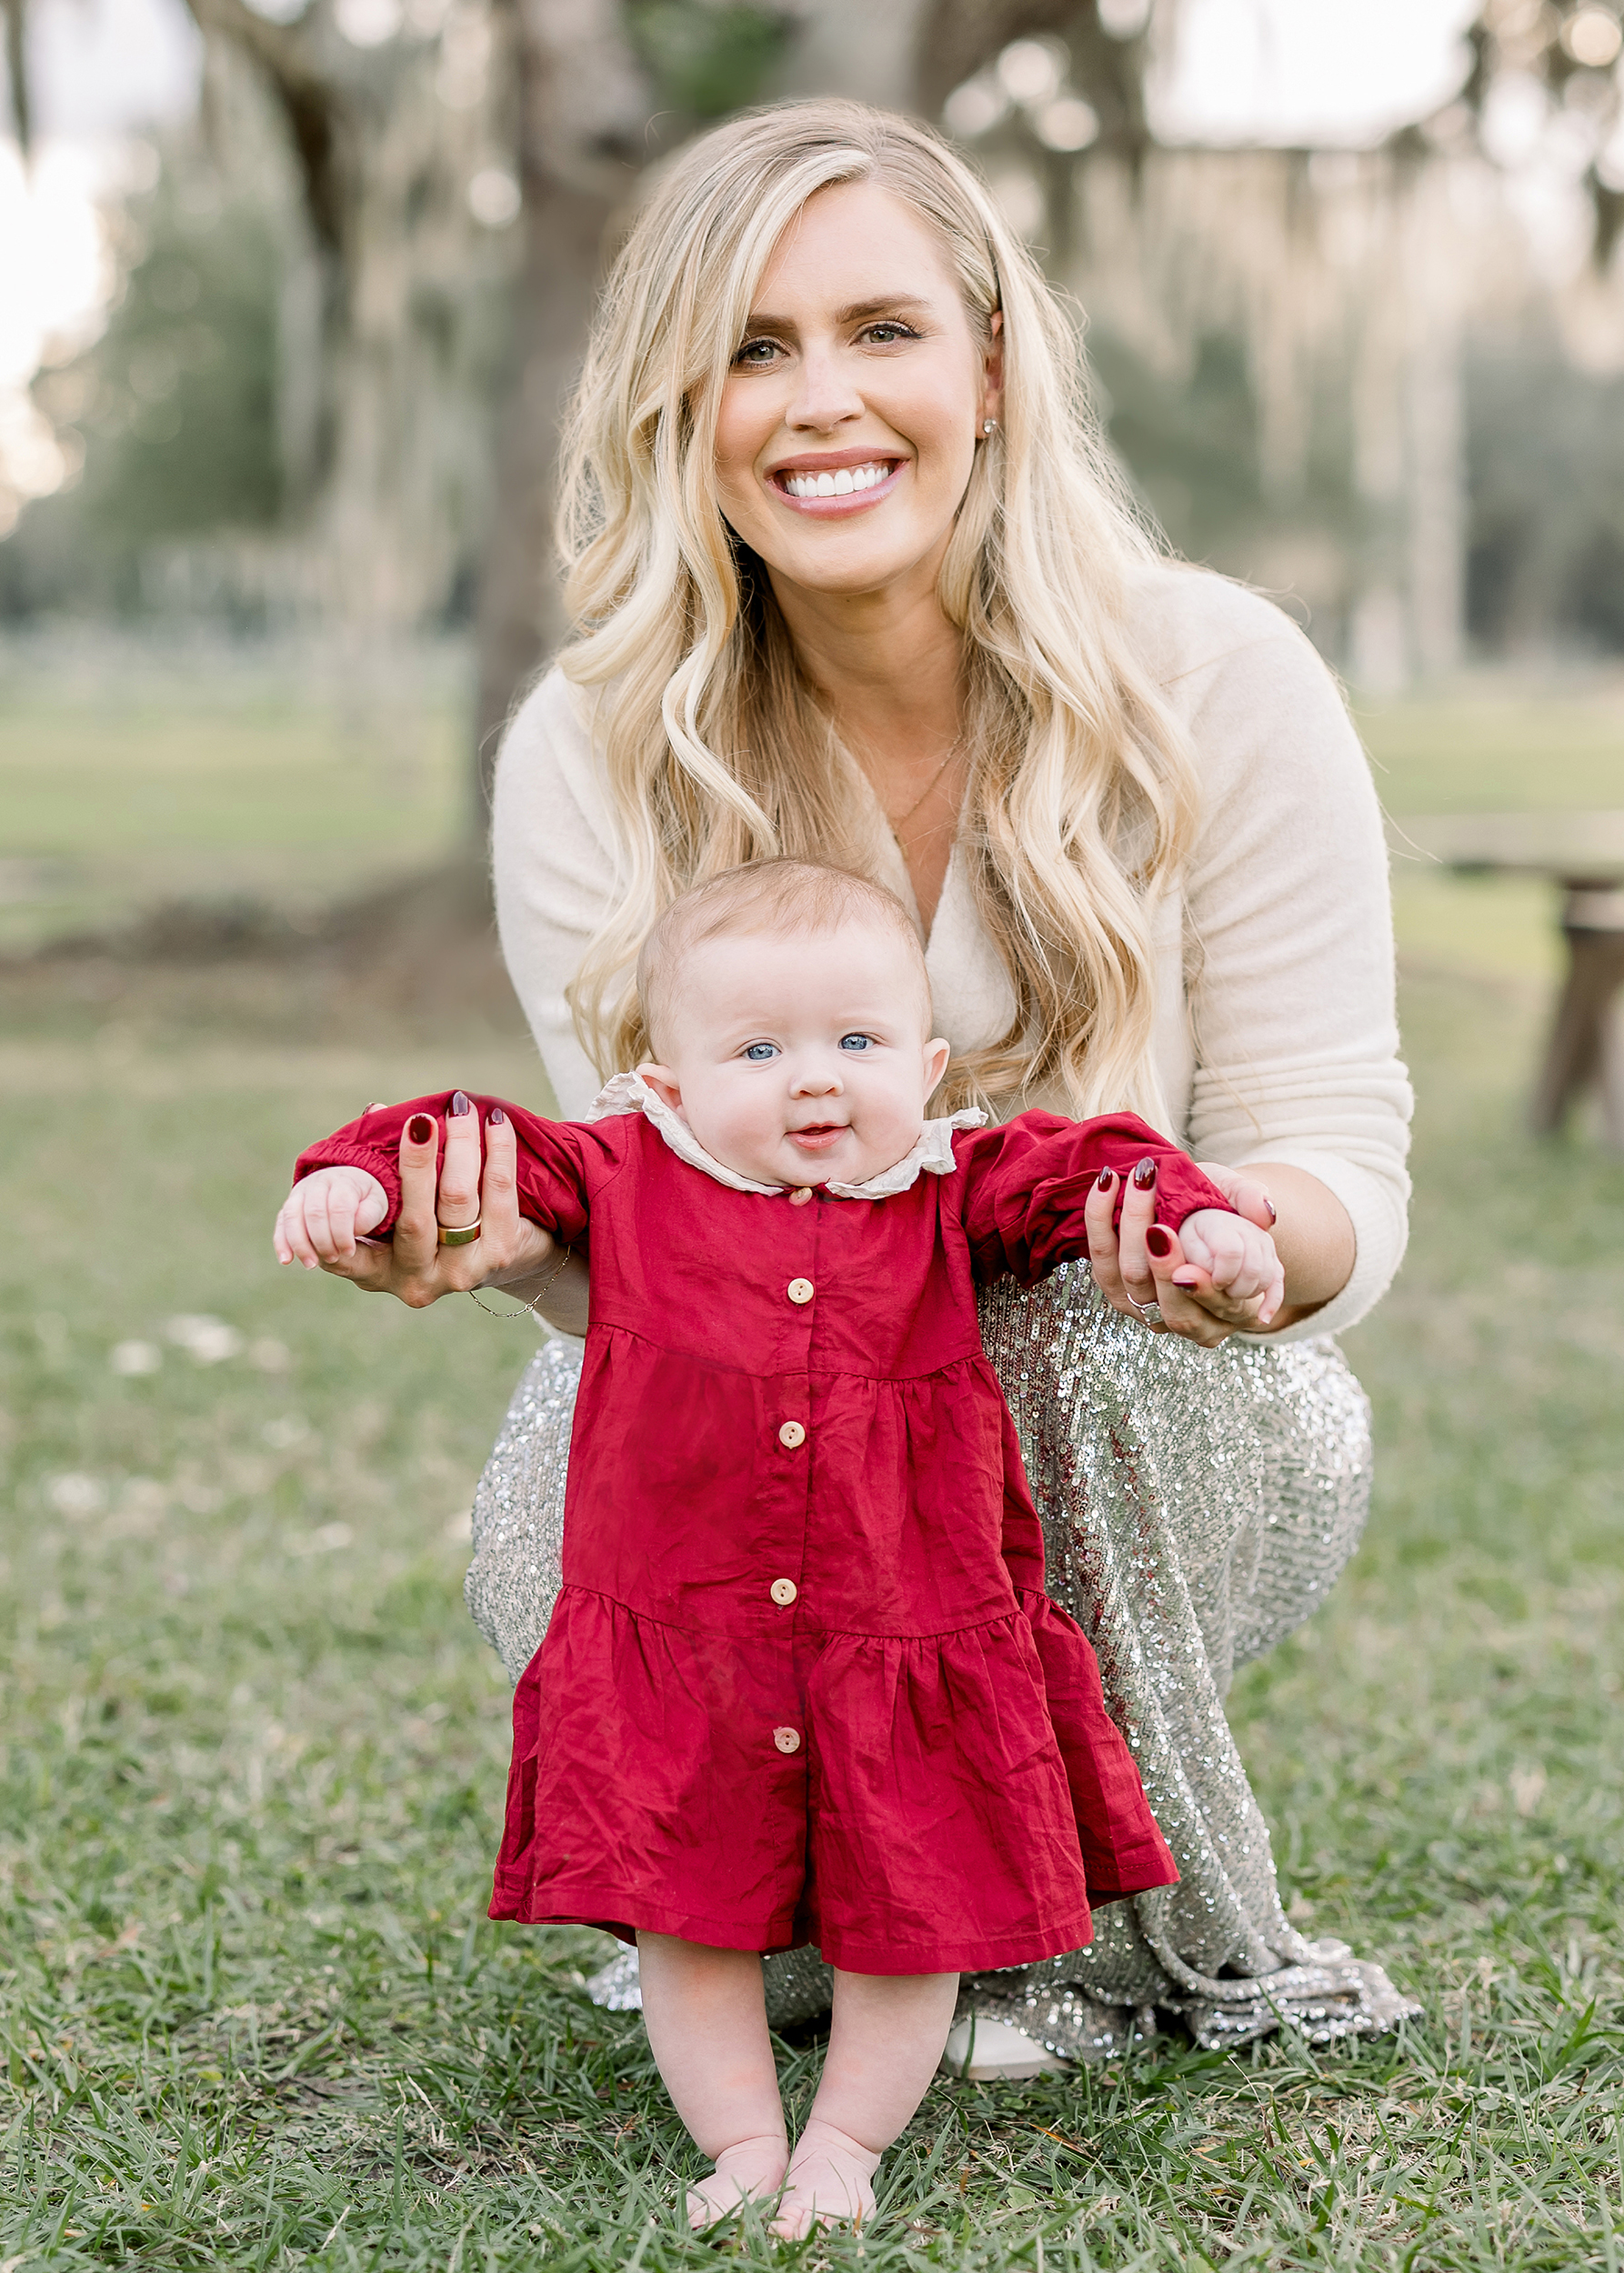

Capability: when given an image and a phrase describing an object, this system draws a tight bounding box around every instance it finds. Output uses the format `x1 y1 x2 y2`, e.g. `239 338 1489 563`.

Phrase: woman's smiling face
713 179 1000 607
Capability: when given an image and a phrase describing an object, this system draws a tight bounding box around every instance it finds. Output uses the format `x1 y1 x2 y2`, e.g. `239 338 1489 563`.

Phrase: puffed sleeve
958 1110 1234 1285
292 1093 619 1242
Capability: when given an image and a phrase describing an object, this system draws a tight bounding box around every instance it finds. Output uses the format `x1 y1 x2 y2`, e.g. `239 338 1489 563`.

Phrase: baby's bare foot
685 2132 789 2230
771 2118 882 2238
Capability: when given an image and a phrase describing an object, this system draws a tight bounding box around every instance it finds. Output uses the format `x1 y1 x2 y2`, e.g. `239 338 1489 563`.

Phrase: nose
785 338 864 435
788 1055 844 1096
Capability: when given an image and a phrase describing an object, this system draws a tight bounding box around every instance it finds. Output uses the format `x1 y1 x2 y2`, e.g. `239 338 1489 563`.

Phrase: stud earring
982 418 997 436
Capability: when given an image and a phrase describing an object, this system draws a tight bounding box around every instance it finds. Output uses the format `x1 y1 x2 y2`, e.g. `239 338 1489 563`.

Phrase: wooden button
769 1577 798 1607
777 1420 806 1449
787 1277 814 1305
772 1727 802 1754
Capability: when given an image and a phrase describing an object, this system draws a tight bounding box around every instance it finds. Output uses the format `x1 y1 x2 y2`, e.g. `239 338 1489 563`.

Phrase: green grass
0 634 471 952
2 673 1623 2266
4 961 1622 2268
1354 676 1624 816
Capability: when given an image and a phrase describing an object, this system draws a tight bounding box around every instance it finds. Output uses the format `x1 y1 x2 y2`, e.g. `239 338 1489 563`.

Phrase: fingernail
407 1115 434 1145
1265 1197 1278 1225
1172 1270 1200 1287
1096 1167 1115 1191
488 1106 506 1126
1145 1225 1174 1258
450 1091 471 1117
1132 1157 1158 1189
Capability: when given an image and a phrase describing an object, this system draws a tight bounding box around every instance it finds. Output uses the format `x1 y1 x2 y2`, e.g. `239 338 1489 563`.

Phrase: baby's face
641 921 952 1189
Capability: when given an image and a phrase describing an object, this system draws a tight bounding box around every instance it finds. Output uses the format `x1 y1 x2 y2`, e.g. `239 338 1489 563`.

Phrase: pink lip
788 1124 850 1151
765 451 905 519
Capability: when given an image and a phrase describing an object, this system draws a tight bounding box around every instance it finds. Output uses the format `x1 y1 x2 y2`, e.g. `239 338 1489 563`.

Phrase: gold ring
437 1219 482 1246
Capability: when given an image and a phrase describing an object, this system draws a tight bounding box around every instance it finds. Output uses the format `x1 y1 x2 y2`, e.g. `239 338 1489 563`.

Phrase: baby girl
276 860 1283 2236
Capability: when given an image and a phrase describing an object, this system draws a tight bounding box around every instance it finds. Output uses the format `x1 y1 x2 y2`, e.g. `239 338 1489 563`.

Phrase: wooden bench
1392 810 1624 1147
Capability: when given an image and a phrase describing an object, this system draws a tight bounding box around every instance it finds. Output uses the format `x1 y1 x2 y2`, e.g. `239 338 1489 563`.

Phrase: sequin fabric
466 1267 1419 2057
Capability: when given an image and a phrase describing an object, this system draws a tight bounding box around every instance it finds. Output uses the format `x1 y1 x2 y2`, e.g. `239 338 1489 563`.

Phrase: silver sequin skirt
466 1265 1418 2058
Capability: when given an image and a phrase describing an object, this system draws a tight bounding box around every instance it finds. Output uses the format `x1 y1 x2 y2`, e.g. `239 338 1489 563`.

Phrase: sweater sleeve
958 1111 1234 1286
490 669 622 1120
293 1094 608 1242
1143 573 1414 1341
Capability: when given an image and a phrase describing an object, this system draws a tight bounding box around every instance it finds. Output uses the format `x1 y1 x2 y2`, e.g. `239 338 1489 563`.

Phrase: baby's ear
637 1060 685 1117
923 1037 952 1097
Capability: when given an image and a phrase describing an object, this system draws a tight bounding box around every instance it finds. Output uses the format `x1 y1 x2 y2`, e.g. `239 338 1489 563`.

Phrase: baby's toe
771 2134 879 2237
686 2176 744 2230
685 2138 788 2230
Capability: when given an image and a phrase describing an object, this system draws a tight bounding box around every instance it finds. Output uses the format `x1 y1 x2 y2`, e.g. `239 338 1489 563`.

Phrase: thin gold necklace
880 738 965 840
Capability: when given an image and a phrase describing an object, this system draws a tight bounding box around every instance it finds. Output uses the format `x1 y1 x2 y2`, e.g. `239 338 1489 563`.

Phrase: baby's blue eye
743 1042 778 1062
838 1033 874 1052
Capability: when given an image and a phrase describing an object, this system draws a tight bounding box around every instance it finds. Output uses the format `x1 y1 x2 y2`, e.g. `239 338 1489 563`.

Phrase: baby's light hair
636 858 932 1057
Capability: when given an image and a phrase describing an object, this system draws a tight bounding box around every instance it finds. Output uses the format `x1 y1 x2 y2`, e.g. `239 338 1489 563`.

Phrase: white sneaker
940 2015 1069 2080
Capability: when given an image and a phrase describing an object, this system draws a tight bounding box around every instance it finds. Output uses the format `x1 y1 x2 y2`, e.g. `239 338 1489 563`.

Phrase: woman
332 99 1416 2068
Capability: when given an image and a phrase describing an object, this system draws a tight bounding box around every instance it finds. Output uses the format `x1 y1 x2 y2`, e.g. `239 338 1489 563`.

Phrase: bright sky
1157 0 1480 145
0 0 199 524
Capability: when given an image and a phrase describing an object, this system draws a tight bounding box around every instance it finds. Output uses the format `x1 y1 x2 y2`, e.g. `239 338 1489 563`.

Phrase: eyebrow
742 294 937 335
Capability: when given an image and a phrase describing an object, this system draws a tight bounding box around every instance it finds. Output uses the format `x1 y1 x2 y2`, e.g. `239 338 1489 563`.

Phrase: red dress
296 1095 1228 1974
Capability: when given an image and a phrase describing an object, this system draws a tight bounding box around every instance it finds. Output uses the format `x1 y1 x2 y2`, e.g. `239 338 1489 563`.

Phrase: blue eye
838 1033 874 1053
743 1042 778 1062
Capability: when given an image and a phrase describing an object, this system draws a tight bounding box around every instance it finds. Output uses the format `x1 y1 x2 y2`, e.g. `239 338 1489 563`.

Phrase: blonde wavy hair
556 97 1198 1123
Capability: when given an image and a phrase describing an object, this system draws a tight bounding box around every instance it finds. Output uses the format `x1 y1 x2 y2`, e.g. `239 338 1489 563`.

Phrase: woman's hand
1084 1157 1355 1345
273 1094 579 1318
1083 1158 1277 1348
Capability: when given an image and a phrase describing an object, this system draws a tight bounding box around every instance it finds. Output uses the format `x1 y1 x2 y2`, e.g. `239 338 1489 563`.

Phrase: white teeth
781 462 891 500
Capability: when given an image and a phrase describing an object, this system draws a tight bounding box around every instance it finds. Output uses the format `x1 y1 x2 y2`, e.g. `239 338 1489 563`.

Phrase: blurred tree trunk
469 0 649 818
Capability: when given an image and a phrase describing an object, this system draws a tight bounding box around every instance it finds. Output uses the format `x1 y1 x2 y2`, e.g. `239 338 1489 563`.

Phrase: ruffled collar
589 1068 985 1201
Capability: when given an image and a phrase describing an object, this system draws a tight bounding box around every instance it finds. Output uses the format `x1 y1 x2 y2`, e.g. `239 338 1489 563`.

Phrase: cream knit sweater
492 565 1412 1343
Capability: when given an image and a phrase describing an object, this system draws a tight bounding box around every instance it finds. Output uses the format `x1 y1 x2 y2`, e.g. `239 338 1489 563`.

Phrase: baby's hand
1170 1208 1285 1327
275 1167 389 1270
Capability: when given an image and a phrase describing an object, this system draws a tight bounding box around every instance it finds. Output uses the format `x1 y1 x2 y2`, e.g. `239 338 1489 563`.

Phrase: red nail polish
488 1106 506 1126
1132 1157 1157 1189
1096 1167 1115 1191
450 1091 471 1117
1145 1225 1175 1259
407 1115 434 1146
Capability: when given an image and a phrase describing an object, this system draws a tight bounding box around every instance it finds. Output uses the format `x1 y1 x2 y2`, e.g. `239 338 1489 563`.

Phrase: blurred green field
2 667 1623 2267
0 635 471 952
1356 678 1624 987
1354 680 1624 814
